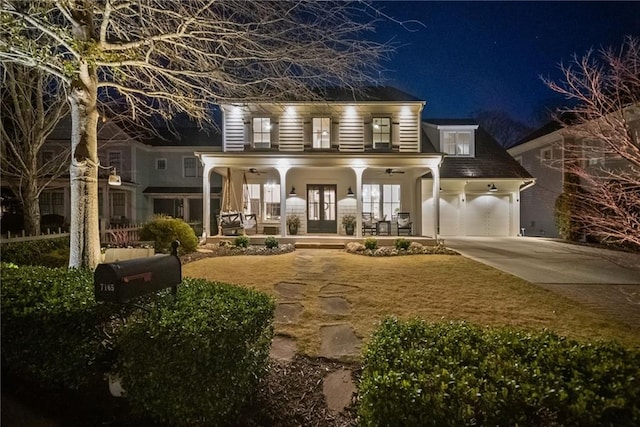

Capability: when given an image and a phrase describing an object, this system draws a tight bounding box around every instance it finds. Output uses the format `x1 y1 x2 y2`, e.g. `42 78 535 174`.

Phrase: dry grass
183 250 640 357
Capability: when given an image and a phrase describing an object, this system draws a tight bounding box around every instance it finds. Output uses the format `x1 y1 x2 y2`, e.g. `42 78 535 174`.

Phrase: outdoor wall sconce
289 186 297 197
108 168 122 186
347 186 355 197
488 183 498 192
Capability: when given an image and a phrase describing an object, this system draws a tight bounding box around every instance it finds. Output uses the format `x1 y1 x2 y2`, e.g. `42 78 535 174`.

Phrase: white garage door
439 194 460 236
465 195 510 236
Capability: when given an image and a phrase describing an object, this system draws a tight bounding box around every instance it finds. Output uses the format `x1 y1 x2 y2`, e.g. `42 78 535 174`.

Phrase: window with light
362 184 400 220
253 118 271 148
312 117 331 148
263 183 281 219
443 131 471 156
373 117 391 148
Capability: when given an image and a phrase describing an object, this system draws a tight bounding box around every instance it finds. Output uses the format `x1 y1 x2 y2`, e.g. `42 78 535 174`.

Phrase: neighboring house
10 118 221 231
196 87 534 238
507 121 565 237
508 109 639 238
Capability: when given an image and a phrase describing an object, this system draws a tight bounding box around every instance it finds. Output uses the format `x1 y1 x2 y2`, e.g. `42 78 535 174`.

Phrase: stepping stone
270 335 297 361
274 282 306 300
323 369 356 413
319 324 361 359
319 296 352 316
320 283 359 295
275 302 303 324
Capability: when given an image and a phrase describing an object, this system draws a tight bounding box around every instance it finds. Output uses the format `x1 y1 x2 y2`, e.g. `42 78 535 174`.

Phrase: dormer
423 119 479 157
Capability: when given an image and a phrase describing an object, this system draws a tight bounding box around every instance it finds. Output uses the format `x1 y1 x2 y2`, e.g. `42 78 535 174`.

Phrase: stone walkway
269 250 361 413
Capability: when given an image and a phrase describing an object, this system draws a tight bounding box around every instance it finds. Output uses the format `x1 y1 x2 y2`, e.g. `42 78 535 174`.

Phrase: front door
307 184 337 233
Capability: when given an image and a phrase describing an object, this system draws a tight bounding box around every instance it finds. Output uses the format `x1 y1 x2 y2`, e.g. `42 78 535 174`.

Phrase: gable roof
316 86 423 102
421 122 533 179
423 118 478 127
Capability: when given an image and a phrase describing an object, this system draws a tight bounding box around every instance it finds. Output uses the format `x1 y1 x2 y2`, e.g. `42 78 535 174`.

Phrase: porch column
351 167 365 237
277 166 290 236
429 165 440 240
201 161 214 238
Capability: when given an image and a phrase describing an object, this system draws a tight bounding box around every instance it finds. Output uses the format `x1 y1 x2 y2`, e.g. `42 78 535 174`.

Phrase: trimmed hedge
359 318 640 426
1 265 275 426
114 278 275 426
0 237 70 267
0 264 115 389
139 215 198 254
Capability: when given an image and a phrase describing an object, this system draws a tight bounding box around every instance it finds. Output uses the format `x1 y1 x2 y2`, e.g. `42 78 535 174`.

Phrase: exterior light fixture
347 186 355 198
108 168 122 186
289 186 296 197
488 183 498 192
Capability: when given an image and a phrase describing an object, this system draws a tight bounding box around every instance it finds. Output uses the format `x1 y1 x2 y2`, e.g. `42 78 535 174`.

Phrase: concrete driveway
444 237 640 330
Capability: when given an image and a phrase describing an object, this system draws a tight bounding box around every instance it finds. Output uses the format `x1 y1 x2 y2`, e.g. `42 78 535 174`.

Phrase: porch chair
362 212 377 235
396 212 412 236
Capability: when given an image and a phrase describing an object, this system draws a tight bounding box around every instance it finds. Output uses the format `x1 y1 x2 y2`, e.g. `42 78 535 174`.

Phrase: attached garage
464 194 510 236
439 194 460 236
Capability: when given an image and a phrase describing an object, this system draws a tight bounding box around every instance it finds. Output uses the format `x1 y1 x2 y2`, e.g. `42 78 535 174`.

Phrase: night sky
373 1 639 126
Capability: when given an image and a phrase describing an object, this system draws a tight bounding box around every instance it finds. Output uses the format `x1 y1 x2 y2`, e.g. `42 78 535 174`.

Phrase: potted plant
342 214 356 236
286 214 300 235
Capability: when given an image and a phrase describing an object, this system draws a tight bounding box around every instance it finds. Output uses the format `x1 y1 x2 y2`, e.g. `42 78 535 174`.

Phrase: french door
306 184 337 233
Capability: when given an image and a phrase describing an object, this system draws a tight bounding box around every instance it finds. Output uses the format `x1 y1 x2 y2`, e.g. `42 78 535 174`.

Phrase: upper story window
108 151 122 172
253 117 271 148
443 131 471 156
540 147 553 164
183 156 202 177
156 158 167 170
312 117 331 149
372 117 391 148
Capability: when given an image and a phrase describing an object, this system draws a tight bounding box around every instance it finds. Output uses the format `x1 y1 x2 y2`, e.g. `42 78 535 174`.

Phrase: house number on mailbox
100 283 115 292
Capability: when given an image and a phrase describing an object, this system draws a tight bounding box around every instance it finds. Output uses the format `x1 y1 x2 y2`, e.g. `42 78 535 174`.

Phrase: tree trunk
22 177 41 236
68 62 101 269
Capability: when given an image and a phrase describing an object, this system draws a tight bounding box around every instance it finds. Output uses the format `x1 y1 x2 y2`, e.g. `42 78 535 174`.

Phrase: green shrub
234 235 250 248
139 215 198 254
264 236 279 249
363 237 378 250
394 237 410 250
115 278 275 426
0 237 70 267
359 318 640 427
0 264 118 389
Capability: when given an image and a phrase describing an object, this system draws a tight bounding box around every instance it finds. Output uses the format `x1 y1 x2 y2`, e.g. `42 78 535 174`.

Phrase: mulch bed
2 355 360 427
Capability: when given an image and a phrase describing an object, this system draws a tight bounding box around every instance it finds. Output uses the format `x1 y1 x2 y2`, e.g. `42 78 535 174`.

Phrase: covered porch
205 234 439 249
194 152 443 240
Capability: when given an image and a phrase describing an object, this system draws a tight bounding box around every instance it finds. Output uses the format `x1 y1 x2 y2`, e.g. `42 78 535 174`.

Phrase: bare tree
542 36 640 250
1 63 70 236
1 0 392 268
473 110 533 148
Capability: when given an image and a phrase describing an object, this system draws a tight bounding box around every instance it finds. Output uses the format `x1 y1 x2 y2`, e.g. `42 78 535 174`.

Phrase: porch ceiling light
108 168 122 186
347 186 355 197
488 183 498 192
289 186 297 197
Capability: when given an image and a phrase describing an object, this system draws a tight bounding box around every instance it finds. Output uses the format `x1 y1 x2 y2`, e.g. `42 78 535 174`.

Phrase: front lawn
183 250 640 355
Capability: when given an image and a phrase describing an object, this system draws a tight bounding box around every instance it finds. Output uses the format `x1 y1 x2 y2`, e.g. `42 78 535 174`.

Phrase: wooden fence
0 223 144 245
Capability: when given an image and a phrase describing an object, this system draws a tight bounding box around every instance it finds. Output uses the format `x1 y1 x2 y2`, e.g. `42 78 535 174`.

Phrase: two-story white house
195 87 534 239
3 87 534 240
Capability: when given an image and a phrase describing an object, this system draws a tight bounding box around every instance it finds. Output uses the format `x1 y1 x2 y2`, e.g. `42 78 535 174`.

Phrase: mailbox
95 241 182 303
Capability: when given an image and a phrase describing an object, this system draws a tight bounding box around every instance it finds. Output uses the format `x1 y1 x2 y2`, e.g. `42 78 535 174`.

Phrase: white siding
339 110 364 152
279 115 304 151
224 113 245 151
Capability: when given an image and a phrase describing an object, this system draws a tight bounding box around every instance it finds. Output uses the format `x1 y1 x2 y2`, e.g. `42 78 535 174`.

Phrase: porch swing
217 168 257 236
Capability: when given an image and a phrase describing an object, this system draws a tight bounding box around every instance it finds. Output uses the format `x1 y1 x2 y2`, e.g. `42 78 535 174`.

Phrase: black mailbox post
95 241 182 303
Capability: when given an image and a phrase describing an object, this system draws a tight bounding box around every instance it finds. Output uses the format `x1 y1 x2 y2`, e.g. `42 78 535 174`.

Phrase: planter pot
288 225 298 235
345 224 355 236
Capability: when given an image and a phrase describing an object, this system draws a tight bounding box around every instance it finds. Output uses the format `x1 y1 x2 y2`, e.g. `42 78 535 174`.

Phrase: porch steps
295 241 345 250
